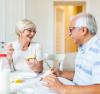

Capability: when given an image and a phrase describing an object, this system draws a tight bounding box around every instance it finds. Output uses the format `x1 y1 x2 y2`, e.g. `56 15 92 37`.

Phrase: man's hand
42 75 64 93
51 67 62 77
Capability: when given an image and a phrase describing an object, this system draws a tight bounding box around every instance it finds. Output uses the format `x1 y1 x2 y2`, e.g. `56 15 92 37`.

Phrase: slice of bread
26 55 36 61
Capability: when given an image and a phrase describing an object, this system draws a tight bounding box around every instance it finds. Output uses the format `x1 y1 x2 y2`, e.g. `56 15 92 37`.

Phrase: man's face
69 19 84 45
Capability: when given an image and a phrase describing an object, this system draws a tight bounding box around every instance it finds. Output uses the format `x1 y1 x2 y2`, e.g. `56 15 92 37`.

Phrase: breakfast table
10 70 74 94
10 71 57 94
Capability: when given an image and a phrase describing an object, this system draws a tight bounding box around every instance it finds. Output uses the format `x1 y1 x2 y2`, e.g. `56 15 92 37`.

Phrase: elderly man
43 13 100 94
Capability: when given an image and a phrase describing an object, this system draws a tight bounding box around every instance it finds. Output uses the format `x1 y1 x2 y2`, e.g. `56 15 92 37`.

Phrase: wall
28 0 100 52
0 0 54 53
55 6 65 53
0 0 25 42
25 0 54 53
0 0 6 42
0 0 100 54
86 0 100 36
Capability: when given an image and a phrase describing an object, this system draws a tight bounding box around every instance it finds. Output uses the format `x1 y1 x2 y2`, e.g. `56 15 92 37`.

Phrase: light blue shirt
73 36 100 85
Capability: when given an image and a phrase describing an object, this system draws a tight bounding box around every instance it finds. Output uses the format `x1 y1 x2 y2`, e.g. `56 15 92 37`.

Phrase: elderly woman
6 19 43 73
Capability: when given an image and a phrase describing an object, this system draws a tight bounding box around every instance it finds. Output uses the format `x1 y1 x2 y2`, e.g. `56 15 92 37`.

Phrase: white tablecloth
10 72 57 94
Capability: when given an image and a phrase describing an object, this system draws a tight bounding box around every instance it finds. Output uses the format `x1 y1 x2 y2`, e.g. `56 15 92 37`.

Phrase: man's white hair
74 13 97 35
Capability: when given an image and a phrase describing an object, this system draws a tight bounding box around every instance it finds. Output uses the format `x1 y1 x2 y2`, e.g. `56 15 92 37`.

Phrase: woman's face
19 28 36 43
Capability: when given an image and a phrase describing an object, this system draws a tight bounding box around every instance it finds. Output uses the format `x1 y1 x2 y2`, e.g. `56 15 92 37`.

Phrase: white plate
10 71 39 82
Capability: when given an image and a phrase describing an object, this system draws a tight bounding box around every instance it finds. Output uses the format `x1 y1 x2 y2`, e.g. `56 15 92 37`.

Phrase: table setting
10 71 57 94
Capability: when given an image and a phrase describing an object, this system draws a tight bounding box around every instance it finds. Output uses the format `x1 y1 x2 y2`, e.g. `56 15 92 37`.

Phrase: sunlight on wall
65 6 82 52
55 6 65 53
55 3 85 53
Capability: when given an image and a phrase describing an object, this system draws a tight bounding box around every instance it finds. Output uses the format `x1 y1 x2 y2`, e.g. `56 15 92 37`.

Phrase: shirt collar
79 35 98 52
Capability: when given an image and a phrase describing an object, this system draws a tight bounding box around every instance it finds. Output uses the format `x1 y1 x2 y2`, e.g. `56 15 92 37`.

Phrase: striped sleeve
92 60 100 84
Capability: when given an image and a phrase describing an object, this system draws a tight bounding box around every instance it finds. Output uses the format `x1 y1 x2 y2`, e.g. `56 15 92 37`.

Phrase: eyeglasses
69 27 82 33
24 28 36 33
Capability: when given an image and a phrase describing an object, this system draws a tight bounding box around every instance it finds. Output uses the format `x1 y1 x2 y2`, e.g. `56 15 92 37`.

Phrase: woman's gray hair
16 19 36 36
74 13 97 35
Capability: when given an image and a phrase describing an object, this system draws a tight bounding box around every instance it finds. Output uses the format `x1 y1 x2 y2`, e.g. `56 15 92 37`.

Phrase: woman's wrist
6 56 12 61
59 70 63 77
6 56 13 65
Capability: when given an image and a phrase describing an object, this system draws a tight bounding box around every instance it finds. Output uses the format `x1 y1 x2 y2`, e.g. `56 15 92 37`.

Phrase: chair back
43 53 65 71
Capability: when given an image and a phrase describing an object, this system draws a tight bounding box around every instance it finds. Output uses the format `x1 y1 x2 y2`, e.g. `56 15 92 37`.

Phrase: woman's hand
26 58 43 73
5 43 14 58
5 43 14 67
26 58 36 68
